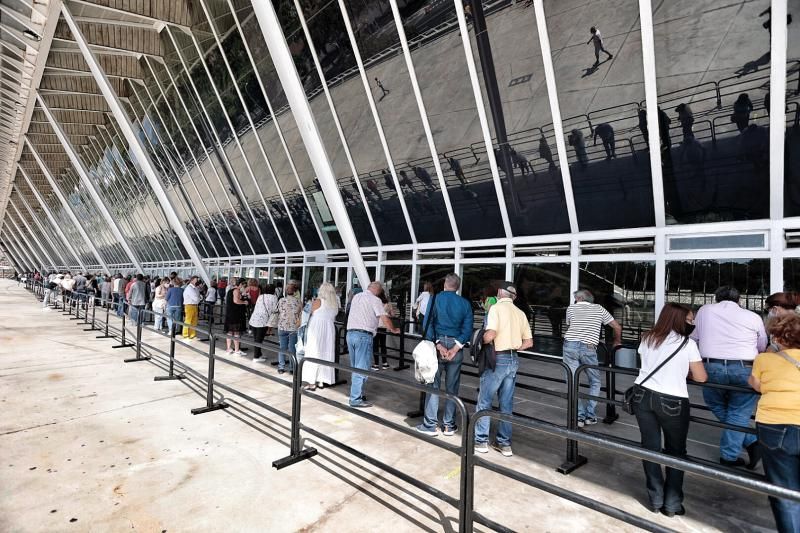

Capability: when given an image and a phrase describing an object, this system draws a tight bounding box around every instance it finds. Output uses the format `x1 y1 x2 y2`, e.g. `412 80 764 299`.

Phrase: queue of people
23 269 800 530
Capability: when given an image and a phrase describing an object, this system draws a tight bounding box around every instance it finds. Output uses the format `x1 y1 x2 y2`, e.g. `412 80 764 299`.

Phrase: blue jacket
166 286 184 307
423 290 473 345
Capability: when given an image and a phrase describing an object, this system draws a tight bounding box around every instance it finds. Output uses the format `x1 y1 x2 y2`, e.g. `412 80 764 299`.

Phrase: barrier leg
84 300 99 331
406 391 426 418
393 325 410 371
70 297 83 320
112 314 135 349
124 319 150 363
97 303 113 339
273 356 318 469
155 325 185 381
558 367 587 474
191 334 229 415
603 359 619 424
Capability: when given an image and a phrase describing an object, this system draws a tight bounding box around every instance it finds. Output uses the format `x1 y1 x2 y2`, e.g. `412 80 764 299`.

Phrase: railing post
394 320 410 371
112 313 135 349
603 346 619 424
715 82 722 109
83 297 99 331
124 312 150 363
558 363 588 474
191 333 229 415
155 321 185 381
97 300 112 339
273 355 319 469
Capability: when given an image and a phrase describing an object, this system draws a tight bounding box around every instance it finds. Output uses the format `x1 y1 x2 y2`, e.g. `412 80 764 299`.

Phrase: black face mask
685 324 696 335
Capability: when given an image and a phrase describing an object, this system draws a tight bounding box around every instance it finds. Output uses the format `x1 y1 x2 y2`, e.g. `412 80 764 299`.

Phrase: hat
498 281 517 296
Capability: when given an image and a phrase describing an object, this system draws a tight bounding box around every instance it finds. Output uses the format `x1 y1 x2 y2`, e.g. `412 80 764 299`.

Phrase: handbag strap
422 292 438 340
776 350 800 371
639 337 690 387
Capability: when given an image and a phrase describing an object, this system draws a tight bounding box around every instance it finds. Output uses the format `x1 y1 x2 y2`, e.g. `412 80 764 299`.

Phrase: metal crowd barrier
20 280 800 533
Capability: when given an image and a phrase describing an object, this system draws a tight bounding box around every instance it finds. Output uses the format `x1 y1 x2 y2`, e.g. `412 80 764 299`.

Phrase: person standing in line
120 274 133 317
375 77 390 98
474 282 532 456
251 284 277 363
111 273 122 313
217 277 227 302
203 279 218 325
152 277 169 330
587 26 613 64
101 275 112 308
593 123 616 160
632 303 707 517
73 271 87 304
276 280 303 374
128 274 147 325
224 278 248 356
61 272 75 300
416 273 473 437
414 281 433 327
692 286 767 468
749 314 800 533
165 277 184 335
372 289 397 370
182 276 202 340
562 289 623 427
346 281 400 408
301 282 340 390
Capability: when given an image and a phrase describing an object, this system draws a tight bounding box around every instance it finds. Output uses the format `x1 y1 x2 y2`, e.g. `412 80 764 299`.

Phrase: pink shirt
346 291 386 335
690 301 767 360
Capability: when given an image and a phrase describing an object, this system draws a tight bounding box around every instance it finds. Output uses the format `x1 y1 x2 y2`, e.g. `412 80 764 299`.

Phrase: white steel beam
9 198 56 268
249 0 370 287
19 165 88 271
4 221 38 271
24 136 110 273
60 2 212 283
2 229 31 271
36 93 145 273
14 184 71 266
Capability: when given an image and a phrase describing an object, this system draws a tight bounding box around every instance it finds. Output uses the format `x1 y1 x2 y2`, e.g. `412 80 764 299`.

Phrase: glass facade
1 0 795 334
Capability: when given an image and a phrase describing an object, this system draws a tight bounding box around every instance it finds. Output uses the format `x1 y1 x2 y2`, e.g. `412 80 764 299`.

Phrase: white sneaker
253 357 267 364
235 351 246 357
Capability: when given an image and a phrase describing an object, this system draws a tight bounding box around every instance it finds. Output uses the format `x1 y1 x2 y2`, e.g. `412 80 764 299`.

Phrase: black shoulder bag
622 337 689 415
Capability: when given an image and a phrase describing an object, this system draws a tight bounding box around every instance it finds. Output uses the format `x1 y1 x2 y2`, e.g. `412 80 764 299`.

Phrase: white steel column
9 199 56 269
25 137 111 273
638 0 666 227
7 213 47 270
1 240 23 273
4 223 37 271
533 0 579 234
36 94 145 274
19 166 89 272
249 0 370 287
2 229 31 272
14 186 71 267
59 2 212 284
769 0 788 293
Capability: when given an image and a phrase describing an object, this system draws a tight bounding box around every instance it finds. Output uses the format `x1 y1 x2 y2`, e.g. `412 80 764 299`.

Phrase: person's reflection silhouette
510 148 532 176
539 136 556 170
382 169 394 193
399 170 415 192
675 103 694 141
638 109 649 147
733 94 754 132
449 157 468 187
568 129 588 169
593 123 616 160
658 107 672 150
414 166 435 191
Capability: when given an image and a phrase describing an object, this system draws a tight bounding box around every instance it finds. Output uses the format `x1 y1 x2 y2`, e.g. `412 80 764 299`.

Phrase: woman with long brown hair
631 303 707 517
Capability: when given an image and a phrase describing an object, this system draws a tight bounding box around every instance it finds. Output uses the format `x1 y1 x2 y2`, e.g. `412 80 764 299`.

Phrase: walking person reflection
675 103 694 141
587 26 613 65
593 123 616 160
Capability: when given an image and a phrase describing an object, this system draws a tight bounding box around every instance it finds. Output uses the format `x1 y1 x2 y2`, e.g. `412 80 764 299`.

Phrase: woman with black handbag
631 303 707 517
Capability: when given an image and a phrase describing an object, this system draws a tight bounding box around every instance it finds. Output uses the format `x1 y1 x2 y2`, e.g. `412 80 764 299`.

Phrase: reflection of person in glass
568 129 588 168
675 103 694 141
638 109 649 147
658 107 672 150
539 136 555 169
366 179 382 200
593 123 616 160
414 166 435 191
375 77 389 99
510 148 531 175
399 170 415 191
449 157 468 187
733 93 754 133
382 169 394 192
587 26 613 65
740 124 770 176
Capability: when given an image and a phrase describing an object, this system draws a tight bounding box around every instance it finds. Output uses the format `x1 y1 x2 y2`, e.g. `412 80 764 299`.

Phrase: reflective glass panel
544 0 655 230
514 263 571 356
666 259 769 313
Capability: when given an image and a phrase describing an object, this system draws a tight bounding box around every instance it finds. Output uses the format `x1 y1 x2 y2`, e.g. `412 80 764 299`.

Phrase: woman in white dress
301 282 339 390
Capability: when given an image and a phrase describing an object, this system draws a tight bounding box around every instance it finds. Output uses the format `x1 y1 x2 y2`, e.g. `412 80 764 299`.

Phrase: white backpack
412 293 438 384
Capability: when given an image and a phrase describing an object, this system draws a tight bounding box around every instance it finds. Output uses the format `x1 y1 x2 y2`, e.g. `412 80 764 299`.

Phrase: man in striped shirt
563 289 622 427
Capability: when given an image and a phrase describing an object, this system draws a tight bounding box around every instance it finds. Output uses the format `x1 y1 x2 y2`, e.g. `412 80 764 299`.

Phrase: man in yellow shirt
474 281 533 457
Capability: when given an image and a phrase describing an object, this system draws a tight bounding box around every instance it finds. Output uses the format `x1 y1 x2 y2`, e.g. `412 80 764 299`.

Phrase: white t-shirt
635 332 701 398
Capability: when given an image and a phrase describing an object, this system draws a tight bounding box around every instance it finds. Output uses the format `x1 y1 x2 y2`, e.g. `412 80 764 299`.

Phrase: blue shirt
423 290 473 345
166 286 184 307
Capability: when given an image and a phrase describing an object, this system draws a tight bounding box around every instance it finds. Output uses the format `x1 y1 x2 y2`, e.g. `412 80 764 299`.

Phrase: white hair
317 282 339 310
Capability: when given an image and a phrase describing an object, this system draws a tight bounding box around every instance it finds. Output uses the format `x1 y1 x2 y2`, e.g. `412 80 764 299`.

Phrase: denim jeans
167 305 182 335
421 336 464 431
632 386 690 512
562 340 601 420
116 295 126 317
278 329 297 371
153 306 166 330
347 330 374 405
474 353 519 445
758 423 800 533
702 361 758 461
42 288 51 308
130 305 144 325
